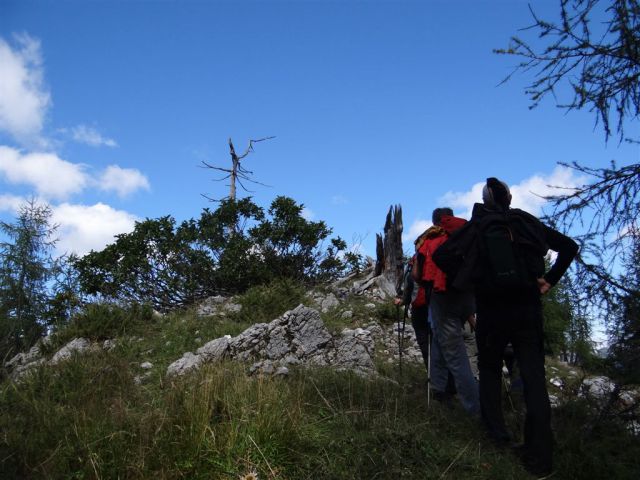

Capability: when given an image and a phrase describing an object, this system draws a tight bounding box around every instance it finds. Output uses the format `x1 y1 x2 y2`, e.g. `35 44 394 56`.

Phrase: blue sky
1 0 636 268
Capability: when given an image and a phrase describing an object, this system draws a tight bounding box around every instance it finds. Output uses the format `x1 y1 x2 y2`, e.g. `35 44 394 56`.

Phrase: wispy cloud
0 193 26 212
97 165 150 197
70 124 117 148
331 195 349 205
0 34 51 145
0 145 88 199
301 206 315 220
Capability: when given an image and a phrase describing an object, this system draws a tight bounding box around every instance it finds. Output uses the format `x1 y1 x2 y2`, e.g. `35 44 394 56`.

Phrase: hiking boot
519 450 553 478
432 390 454 407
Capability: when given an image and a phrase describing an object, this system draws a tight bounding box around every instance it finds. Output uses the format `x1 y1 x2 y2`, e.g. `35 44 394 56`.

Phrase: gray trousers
430 290 480 414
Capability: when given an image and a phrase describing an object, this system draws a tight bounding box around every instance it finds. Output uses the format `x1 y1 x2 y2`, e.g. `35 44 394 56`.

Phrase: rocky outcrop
5 337 94 381
167 304 423 378
196 295 242 316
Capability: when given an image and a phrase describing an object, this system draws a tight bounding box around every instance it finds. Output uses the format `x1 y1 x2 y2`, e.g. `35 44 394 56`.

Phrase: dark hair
485 177 511 209
432 207 453 226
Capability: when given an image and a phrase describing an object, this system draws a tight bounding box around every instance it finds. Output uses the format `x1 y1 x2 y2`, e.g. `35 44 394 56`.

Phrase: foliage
496 0 640 141
0 200 59 361
74 196 359 312
607 246 640 383
56 302 154 344
0 356 536 480
497 0 640 383
74 215 217 313
542 271 594 364
234 278 306 325
3 347 640 479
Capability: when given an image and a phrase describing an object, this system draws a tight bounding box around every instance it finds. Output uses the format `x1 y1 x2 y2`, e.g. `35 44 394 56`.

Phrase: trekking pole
426 324 432 408
396 304 403 377
502 366 516 412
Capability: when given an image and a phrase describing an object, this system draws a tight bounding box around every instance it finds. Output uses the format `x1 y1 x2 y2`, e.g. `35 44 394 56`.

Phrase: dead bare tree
201 136 275 201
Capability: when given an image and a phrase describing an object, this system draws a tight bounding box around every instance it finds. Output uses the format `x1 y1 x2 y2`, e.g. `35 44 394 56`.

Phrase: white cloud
71 124 117 148
439 166 584 219
0 145 88 199
0 34 51 144
301 206 315 220
98 165 150 197
404 219 432 245
51 202 138 256
0 193 26 212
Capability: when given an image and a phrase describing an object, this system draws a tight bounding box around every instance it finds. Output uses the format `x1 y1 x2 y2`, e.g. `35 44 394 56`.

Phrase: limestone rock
166 352 203 377
581 376 616 401
196 336 231 361
167 305 379 377
50 338 91 365
320 293 339 312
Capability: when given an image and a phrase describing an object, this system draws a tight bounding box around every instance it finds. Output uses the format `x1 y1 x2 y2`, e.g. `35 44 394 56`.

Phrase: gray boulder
50 338 91 365
166 352 203 377
167 304 379 377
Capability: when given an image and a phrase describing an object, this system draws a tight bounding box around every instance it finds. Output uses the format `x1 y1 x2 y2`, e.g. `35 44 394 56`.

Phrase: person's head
432 207 453 226
482 177 511 210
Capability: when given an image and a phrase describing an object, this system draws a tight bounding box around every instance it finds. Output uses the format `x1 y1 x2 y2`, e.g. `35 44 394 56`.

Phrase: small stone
140 362 153 370
549 377 563 388
195 337 202 344
364 303 376 309
341 310 353 319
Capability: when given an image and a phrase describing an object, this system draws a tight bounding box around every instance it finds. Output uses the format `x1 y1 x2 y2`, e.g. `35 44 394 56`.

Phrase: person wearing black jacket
432 177 578 478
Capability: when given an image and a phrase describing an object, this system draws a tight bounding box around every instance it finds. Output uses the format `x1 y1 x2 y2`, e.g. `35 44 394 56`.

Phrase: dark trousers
476 298 552 470
411 305 431 372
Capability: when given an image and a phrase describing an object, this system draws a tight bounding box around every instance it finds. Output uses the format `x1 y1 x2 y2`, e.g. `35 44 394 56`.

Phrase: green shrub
234 278 306 324
55 302 154 345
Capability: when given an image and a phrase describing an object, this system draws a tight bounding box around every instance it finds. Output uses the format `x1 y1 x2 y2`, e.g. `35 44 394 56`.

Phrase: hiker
394 238 430 374
414 208 480 414
394 232 457 399
432 177 578 477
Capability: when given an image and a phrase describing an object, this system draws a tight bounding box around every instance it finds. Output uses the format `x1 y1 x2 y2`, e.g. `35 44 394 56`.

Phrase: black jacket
432 203 578 296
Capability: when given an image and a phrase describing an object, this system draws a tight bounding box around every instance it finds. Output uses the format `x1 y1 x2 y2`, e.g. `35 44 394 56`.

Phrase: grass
2 284 639 479
1 356 530 479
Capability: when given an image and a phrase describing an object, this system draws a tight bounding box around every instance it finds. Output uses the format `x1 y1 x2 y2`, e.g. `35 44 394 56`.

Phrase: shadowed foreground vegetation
1 284 639 479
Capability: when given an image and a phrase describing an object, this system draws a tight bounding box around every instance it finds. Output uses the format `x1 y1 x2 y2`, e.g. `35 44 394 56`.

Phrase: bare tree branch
200 136 275 201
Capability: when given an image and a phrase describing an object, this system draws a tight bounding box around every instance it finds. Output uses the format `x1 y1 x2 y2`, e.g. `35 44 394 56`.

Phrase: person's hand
393 297 403 306
467 313 476 331
537 278 552 295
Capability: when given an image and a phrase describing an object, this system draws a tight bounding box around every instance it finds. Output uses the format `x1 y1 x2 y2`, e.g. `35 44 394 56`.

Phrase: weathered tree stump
374 205 404 292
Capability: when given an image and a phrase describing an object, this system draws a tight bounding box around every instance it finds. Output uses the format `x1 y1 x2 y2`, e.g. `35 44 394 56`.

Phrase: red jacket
417 215 466 292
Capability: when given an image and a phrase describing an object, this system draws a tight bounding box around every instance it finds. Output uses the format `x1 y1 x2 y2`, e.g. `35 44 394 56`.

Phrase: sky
0 1 636 275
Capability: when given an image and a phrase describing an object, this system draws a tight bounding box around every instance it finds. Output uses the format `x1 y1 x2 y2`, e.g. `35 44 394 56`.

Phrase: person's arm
540 224 579 290
411 252 425 283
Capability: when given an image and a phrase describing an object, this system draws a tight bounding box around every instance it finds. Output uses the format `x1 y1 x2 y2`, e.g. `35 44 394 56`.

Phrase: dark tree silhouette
496 0 640 315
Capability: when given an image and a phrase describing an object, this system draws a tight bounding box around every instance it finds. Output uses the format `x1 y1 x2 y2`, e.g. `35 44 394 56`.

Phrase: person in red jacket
414 208 479 415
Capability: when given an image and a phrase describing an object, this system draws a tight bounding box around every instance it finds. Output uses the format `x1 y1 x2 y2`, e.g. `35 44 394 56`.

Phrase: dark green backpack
477 210 547 293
